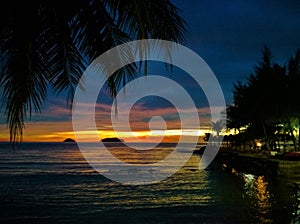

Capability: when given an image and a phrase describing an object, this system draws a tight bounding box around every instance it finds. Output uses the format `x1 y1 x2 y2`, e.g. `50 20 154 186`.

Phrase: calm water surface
0 143 299 224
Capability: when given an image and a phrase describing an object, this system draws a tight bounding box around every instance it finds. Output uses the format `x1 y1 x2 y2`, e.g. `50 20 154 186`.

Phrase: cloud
6 1 298 141
0 99 222 142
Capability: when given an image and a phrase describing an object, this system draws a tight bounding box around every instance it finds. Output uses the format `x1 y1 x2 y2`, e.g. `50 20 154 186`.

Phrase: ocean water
0 142 299 224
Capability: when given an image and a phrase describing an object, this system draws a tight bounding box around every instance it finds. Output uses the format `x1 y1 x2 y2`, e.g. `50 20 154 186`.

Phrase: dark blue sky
2 0 300 141
96 0 300 108
43 0 300 119
25 0 300 112
173 0 300 104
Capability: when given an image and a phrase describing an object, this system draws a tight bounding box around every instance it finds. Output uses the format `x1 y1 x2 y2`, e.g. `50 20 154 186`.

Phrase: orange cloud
0 101 220 142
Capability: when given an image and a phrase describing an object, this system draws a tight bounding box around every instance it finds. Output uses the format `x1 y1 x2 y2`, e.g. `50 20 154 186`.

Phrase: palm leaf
0 7 48 142
0 0 187 142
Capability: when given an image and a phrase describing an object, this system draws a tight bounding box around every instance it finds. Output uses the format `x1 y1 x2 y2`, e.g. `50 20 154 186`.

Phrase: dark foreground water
0 143 299 224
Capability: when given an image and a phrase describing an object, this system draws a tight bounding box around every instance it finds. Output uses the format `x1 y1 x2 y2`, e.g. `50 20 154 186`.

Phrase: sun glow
0 122 208 143
0 103 217 142
58 128 207 143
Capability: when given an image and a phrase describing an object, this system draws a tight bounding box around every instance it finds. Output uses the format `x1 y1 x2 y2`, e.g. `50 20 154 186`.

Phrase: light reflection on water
0 142 299 223
243 174 272 223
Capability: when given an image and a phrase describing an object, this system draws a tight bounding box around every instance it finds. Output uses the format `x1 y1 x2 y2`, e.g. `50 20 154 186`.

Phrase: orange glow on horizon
0 123 209 143
0 103 222 143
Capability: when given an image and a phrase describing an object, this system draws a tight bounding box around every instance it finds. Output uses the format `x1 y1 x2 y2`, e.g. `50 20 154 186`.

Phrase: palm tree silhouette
0 0 187 142
211 120 225 138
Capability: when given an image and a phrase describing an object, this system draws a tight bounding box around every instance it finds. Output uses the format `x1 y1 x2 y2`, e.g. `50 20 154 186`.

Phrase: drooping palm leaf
0 0 187 142
0 2 48 142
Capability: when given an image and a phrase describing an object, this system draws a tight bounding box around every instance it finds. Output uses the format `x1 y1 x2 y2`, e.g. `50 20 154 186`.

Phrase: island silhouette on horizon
63 138 76 143
101 137 124 143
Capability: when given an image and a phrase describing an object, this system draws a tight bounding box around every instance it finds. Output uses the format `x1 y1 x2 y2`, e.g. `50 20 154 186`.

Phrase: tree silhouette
227 47 300 152
211 120 225 137
286 49 300 150
0 0 187 142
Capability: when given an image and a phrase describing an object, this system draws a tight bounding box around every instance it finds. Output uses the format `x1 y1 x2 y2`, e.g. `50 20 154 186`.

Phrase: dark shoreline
209 150 300 183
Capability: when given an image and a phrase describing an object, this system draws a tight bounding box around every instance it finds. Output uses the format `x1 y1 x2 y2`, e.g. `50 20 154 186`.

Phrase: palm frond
0 0 187 142
0 16 48 142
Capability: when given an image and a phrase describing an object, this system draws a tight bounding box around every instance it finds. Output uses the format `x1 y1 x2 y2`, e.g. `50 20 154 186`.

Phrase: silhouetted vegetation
0 0 187 142
227 47 300 152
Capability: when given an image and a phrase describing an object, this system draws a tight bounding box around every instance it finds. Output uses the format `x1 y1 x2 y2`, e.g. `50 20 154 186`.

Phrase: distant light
256 142 262 147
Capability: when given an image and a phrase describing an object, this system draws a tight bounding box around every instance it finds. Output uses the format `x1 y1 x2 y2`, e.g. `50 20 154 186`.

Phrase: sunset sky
0 0 300 142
